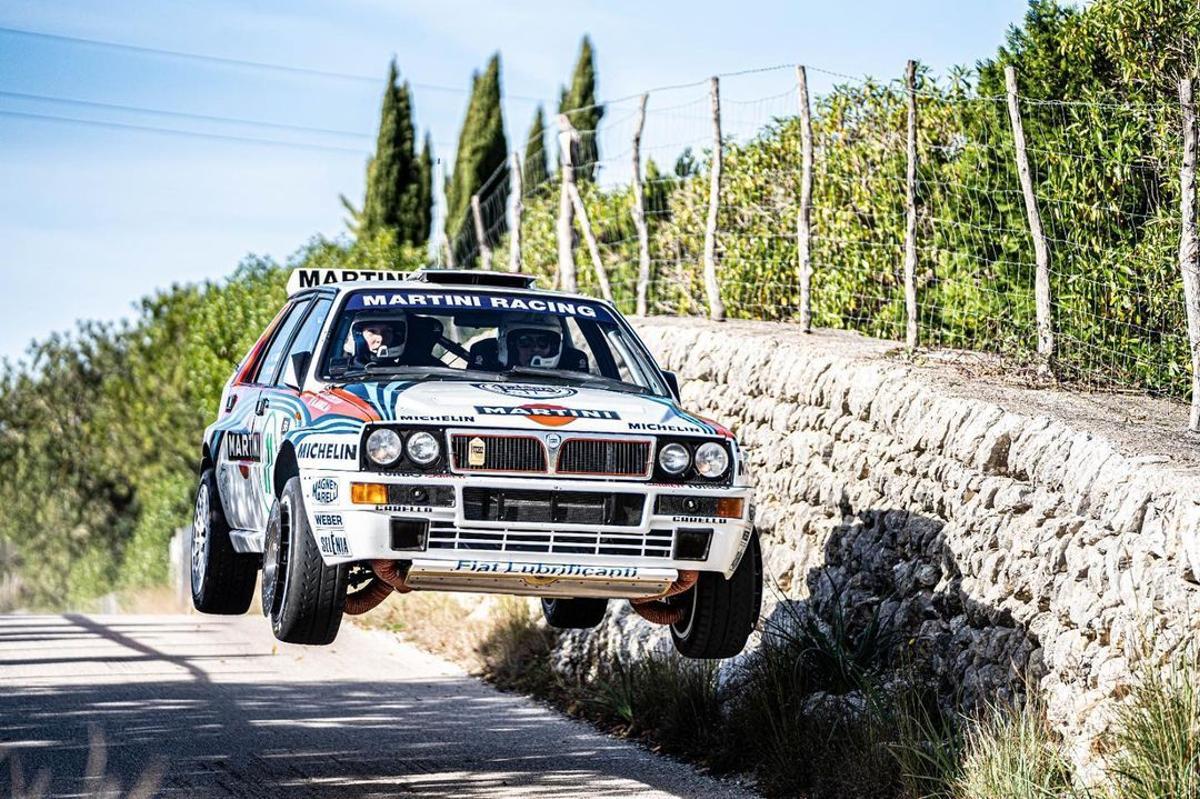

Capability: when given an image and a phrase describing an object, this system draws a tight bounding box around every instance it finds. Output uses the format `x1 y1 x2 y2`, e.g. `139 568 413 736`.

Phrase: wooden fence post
797 65 814 332
903 60 919 350
703 76 726 321
1178 78 1200 432
442 232 456 269
509 152 524 273
556 115 578 293
558 117 613 301
1005 65 1055 369
632 93 652 316
471 194 493 270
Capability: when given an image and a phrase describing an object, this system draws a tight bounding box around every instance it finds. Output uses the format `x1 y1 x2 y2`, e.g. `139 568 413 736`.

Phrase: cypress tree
445 54 509 264
355 59 432 246
522 105 549 189
409 133 433 246
362 60 417 237
558 36 603 181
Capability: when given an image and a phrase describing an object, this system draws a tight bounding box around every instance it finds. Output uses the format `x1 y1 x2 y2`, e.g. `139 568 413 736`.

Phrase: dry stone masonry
554 318 1200 775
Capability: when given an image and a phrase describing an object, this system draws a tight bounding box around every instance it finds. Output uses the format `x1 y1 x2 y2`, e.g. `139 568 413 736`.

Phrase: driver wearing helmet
347 313 407 366
498 315 563 368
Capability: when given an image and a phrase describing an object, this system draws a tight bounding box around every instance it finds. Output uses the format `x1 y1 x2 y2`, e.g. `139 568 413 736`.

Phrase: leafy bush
0 233 419 608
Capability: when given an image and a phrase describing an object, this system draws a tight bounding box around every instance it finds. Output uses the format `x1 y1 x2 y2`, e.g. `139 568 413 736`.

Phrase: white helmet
498 314 563 368
346 312 407 360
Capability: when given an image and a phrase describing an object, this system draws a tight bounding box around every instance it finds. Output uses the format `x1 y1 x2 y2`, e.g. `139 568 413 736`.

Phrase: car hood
327 379 726 437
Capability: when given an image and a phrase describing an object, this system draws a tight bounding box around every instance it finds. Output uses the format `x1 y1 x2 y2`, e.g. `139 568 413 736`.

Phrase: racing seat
404 317 447 367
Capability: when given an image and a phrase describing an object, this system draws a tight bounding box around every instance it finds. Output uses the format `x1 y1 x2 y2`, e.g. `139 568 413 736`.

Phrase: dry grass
357 591 538 675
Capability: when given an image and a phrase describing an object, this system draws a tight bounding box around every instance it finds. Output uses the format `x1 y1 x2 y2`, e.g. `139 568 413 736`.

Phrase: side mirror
662 370 681 401
286 350 312 391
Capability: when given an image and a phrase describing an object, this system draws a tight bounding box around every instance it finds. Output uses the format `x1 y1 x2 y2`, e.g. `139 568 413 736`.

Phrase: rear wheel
541 597 609 629
261 477 348 645
670 532 763 659
191 468 257 615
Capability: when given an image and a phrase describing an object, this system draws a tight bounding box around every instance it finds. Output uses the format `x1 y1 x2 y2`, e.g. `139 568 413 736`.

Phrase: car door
250 296 333 525
218 298 311 532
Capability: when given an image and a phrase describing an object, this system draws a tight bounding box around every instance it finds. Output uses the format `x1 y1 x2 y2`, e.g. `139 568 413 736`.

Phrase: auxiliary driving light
405 431 441 466
658 443 691 475
366 428 403 467
694 442 729 479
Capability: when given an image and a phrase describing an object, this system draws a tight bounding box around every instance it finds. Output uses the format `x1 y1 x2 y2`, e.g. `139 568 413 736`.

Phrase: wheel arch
273 441 299 498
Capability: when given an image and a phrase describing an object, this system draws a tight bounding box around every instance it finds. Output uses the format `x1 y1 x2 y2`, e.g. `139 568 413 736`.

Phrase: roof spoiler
410 269 537 289
286 268 413 296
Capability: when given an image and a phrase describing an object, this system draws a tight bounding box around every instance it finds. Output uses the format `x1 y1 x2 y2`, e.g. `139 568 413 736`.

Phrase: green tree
445 54 509 265
411 133 434 248
353 59 430 247
523 105 549 190
558 36 604 182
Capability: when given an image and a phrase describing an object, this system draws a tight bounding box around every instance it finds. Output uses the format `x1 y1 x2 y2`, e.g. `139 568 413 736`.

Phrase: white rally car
191 268 761 658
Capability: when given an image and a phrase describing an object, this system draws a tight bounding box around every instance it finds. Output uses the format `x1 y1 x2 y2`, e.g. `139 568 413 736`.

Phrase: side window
276 298 332 388
253 299 311 385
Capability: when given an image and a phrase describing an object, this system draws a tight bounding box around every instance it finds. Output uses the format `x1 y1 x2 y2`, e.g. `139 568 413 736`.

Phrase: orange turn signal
715 498 744 519
351 482 389 505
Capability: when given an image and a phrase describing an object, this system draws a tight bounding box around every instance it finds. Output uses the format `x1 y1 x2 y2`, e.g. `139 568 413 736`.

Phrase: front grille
451 434 546 473
555 438 651 477
428 520 672 558
462 487 643 527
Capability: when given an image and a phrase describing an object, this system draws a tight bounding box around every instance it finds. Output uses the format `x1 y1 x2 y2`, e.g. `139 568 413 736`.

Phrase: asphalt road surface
0 613 755 798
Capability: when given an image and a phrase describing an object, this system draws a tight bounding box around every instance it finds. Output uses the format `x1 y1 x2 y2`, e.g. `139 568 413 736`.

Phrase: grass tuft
953 699 1078 799
1108 653 1200 799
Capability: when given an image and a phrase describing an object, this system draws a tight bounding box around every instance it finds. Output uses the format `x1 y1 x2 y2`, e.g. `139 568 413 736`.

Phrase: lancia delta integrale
191 268 761 658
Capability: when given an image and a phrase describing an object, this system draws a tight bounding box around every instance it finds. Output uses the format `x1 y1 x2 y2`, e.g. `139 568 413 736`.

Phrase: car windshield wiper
505 366 652 396
330 364 502 384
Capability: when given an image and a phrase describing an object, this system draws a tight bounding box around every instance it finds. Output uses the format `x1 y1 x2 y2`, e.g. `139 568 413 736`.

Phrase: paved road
0 613 754 798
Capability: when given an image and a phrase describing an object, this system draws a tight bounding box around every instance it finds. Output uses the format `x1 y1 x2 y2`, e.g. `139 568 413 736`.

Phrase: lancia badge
468 436 486 467
545 433 562 449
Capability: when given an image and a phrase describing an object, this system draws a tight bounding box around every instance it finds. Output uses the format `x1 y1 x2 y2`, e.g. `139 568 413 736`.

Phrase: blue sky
0 0 1029 362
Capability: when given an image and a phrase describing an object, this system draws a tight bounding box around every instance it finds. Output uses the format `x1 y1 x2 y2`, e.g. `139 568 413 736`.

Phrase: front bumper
298 471 754 594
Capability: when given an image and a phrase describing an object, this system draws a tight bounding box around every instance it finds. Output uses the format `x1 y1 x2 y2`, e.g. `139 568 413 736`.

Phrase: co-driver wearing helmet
497 314 564 368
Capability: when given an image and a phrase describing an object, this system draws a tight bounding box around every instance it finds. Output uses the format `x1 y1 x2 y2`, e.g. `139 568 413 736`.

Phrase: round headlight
658 443 691 475
694 442 729 479
366 428 403 466
406 431 441 466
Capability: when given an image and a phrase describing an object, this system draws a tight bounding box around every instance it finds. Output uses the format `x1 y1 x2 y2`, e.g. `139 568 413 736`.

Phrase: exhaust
343 560 413 615
629 570 699 625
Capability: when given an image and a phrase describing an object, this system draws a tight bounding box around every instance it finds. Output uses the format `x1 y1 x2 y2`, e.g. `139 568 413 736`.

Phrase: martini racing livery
191 268 761 658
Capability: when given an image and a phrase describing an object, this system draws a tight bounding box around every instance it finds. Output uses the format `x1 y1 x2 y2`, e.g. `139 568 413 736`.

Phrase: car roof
286 267 607 306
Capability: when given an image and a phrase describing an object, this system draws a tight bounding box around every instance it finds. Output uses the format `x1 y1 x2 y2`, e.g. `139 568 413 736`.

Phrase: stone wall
553 318 1200 775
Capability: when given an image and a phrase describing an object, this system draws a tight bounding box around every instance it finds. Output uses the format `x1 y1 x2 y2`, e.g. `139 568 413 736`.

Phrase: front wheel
191 468 257 615
261 477 348 645
670 531 763 659
541 597 608 629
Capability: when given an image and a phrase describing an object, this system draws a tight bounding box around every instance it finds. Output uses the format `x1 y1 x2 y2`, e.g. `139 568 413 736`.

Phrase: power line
0 24 544 101
0 89 372 139
0 109 369 154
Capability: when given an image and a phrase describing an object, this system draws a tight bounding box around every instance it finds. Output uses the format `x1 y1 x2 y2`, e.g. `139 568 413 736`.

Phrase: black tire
190 467 257 615
261 477 348 645
670 531 763 659
541 597 609 629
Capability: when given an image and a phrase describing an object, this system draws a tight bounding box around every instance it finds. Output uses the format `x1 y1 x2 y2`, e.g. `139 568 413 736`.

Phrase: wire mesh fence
442 61 1200 418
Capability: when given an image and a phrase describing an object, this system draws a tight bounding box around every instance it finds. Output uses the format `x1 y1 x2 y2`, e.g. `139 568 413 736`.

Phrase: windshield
318 288 669 397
